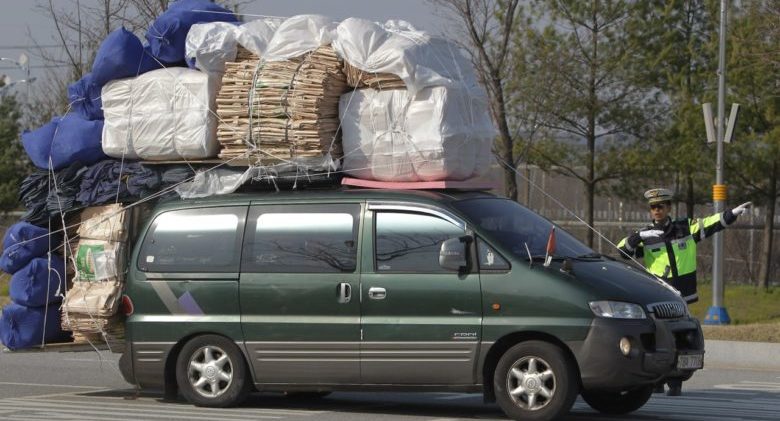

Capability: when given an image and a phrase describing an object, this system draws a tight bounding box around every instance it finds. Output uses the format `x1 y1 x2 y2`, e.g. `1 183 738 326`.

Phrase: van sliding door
239 203 362 385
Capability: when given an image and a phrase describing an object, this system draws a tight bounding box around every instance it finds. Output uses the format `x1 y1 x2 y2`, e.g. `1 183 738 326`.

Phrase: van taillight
121 295 134 316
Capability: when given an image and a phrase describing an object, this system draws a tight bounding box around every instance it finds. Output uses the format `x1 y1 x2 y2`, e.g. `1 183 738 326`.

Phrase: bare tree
26 0 247 122
430 0 522 201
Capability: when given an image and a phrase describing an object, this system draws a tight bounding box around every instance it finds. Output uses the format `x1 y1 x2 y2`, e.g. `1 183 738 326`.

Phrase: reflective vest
617 212 734 303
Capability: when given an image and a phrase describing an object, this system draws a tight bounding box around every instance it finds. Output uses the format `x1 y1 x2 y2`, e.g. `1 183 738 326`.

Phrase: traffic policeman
618 188 751 303
617 188 751 396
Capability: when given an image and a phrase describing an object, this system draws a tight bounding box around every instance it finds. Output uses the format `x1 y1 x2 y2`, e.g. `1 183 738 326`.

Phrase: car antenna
524 242 533 268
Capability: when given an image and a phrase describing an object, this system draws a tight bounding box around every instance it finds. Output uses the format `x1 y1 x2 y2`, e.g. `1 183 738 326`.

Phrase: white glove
639 229 664 240
732 201 752 216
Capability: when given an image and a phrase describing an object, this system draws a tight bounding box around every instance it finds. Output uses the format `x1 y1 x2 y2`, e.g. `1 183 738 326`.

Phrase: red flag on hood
546 226 556 255
544 227 556 267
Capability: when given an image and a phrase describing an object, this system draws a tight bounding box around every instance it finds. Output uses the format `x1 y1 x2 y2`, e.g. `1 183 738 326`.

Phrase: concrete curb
705 339 780 370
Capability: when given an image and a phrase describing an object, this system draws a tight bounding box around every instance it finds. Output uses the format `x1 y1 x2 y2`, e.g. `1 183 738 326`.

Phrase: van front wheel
176 335 250 407
494 341 578 421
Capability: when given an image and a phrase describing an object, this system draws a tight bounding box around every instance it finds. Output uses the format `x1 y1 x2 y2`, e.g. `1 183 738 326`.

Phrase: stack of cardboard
61 204 127 350
216 46 350 165
343 61 405 90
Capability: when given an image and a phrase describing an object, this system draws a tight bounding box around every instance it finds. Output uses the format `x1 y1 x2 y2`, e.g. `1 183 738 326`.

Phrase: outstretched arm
692 202 752 242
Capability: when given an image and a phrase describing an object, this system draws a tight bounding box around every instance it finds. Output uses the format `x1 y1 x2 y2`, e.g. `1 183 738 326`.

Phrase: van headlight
589 301 646 319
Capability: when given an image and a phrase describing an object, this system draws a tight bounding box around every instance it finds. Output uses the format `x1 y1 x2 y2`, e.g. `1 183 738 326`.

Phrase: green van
118 188 704 421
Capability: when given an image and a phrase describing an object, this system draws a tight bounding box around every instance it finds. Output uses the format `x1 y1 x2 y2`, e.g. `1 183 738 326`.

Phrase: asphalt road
1 351 779 421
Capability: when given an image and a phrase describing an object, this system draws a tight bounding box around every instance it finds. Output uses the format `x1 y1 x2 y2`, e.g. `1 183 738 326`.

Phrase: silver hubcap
188 345 233 398
506 356 556 411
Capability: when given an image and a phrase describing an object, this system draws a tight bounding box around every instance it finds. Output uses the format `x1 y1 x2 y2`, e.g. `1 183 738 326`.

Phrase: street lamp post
705 0 731 325
0 53 35 102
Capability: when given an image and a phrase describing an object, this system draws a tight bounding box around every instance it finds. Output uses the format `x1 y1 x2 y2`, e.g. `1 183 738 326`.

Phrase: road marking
10 396 325 417
0 382 107 389
0 402 283 420
713 381 780 392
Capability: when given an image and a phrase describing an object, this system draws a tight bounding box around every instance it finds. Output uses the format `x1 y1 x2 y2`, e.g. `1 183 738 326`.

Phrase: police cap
644 188 673 205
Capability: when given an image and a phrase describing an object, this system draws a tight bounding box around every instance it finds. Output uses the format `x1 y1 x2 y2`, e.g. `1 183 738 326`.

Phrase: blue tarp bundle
19 170 51 226
92 27 162 87
9 256 66 307
0 303 70 350
67 73 104 120
21 117 60 169
76 160 162 205
46 162 87 217
146 0 238 64
49 114 107 171
0 222 52 274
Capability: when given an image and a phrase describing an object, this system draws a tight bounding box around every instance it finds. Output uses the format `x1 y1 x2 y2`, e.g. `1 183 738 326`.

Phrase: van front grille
649 301 687 319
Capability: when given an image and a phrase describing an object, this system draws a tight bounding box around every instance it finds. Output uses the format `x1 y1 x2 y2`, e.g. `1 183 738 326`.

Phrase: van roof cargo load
102 67 220 160
339 86 495 182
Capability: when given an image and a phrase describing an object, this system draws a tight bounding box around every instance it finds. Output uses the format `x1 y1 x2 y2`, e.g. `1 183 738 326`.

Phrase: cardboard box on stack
62 204 128 350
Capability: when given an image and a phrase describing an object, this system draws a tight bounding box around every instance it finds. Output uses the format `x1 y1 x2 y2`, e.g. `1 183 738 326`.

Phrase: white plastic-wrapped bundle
236 18 283 57
102 67 219 160
332 18 478 95
339 85 496 182
185 22 239 74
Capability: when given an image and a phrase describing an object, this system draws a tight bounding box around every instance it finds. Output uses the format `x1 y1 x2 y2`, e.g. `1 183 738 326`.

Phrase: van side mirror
439 236 472 272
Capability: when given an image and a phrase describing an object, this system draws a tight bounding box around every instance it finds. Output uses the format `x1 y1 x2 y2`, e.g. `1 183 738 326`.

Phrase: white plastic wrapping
175 167 254 198
332 18 479 95
185 22 239 74
236 18 283 57
263 14 336 61
102 67 219 160
339 85 496 182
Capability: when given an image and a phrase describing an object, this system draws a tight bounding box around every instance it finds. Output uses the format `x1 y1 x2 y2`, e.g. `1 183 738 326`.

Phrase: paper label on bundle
75 242 123 281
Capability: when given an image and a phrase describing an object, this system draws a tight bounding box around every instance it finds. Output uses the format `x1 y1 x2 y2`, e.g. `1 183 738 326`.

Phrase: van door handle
337 282 351 304
368 287 386 300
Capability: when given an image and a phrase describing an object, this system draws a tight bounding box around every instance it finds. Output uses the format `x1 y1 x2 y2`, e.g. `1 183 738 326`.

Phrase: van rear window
138 206 246 273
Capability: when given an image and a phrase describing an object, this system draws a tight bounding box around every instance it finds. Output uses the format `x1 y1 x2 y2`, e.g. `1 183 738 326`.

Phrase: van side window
477 238 510 271
138 206 245 273
375 212 464 273
242 204 360 273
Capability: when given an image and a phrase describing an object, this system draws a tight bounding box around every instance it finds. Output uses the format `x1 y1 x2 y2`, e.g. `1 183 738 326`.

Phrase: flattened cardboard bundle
63 278 123 317
77 203 128 242
63 204 129 329
216 46 350 165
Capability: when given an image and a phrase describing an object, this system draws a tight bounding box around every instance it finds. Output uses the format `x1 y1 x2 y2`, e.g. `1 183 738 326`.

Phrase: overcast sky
0 0 451 87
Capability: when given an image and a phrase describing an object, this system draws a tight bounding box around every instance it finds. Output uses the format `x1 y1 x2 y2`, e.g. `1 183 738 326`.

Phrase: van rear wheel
176 335 250 407
581 385 654 414
494 341 578 421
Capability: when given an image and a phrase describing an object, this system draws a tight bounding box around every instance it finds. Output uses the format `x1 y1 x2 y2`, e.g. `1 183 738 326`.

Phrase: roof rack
341 177 496 191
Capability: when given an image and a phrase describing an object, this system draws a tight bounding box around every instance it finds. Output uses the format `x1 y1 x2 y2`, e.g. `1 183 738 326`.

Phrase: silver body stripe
149 281 185 315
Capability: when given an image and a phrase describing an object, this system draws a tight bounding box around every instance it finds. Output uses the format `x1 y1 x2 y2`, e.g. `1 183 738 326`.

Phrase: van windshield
452 198 594 259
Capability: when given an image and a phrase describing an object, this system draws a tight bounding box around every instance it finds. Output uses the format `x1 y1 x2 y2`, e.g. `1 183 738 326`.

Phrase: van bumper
569 316 704 391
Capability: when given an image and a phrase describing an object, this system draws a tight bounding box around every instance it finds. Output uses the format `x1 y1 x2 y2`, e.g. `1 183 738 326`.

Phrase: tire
493 341 579 421
176 334 251 407
581 384 654 415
